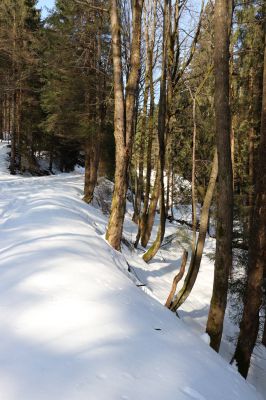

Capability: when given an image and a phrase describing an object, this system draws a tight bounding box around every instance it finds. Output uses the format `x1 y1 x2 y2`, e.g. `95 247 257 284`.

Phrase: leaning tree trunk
171 150 218 311
232 26 266 379
106 0 143 250
206 0 233 352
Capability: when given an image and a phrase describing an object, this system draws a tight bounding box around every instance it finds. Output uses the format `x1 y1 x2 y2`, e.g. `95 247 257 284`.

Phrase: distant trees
0 0 43 174
42 0 113 191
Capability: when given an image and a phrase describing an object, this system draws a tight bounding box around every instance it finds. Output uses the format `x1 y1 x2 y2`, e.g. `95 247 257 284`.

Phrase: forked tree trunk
142 0 168 263
206 0 233 352
106 0 143 250
170 150 218 311
135 0 157 248
233 27 266 379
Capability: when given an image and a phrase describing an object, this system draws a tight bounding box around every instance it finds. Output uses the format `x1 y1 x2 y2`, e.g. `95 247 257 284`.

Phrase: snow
0 142 263 400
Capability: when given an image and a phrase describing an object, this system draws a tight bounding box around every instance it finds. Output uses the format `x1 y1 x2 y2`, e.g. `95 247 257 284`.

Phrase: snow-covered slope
0 142 262 400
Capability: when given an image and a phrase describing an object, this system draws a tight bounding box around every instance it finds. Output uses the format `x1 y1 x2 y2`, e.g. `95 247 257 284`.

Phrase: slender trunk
248 69 255 232
233 26 266 379
83 139 100 204
191 94 197 254
140 166 160 247
135 2 157 246
165 250 188 309
142 0 168 263
132 32 150 223
171 150 218 311
165 160 171 217
10 91 16 175
206 0 233 352
170 169 175 220
84 29 103 204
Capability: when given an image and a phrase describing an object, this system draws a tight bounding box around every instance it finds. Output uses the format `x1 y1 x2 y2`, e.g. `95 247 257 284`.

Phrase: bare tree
106 0 144 250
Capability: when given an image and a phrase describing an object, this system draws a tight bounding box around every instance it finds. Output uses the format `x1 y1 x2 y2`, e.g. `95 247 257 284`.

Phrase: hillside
0 142 263 400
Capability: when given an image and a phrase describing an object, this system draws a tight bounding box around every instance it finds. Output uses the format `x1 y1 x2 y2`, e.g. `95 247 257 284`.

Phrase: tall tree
206 0 233 351
106 0 144 250
232 17 266 379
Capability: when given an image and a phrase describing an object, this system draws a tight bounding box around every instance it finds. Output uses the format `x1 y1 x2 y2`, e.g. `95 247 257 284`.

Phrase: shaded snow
0 142 263 400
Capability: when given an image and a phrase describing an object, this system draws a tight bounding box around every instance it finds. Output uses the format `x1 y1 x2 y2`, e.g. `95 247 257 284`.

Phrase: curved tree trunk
165 250 188 309
170 150 218 311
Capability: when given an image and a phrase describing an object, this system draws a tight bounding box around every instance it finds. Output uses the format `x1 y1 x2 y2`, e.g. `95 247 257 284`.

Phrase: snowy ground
0 142 264 400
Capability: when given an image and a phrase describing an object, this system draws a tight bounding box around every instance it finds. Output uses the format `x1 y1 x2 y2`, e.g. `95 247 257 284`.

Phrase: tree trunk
135 0 157 247
140 166 160 247
132 20 150 223
83 139 100 204
170 150 218 311
106 0 143 250
10 91 16 175
165 250 188 309
206 0 233 352
233 26 266 379
142 0 168 263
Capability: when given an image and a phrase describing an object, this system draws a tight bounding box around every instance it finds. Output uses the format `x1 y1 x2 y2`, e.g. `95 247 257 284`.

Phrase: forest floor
0 141 264 400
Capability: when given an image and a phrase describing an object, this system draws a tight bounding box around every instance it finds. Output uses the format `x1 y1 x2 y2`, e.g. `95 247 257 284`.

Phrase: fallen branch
165 250 188 309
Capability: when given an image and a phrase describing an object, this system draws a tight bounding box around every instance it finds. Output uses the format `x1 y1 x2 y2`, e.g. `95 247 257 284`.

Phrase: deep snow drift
0 142 263 400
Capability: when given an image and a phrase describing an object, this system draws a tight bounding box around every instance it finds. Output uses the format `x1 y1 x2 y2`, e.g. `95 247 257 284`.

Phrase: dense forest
0 0 265 396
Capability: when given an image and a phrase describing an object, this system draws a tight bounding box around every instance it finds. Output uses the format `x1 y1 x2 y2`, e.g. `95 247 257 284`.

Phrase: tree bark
165 250 188 309
233 25 266 379
140 165 160 247
206 0 233 352
142 0 168 263
170 150 218 311
106 0 144 250
135 0 157 247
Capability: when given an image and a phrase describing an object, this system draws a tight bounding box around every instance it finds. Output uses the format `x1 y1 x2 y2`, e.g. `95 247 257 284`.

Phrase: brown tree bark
139 163 159 247
165 250 188 309
83 28 104 204
233 26 266 379
142 0 168 263
135 0 157 248
106 0 144 250
132 8 150 224
170 150 218 311
206 0 233 352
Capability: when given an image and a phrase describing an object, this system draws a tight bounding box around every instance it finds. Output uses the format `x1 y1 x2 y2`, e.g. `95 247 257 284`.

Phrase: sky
37 0 55 18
